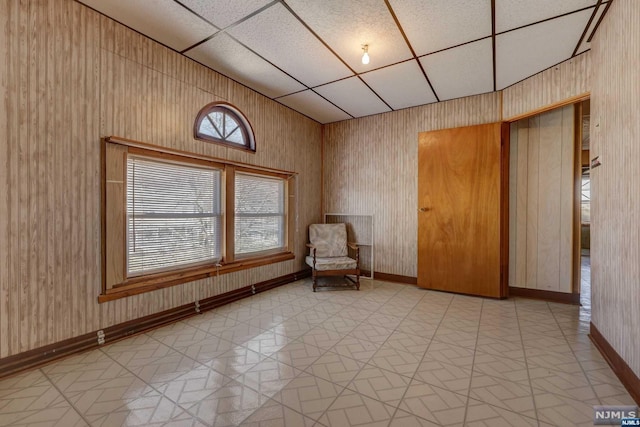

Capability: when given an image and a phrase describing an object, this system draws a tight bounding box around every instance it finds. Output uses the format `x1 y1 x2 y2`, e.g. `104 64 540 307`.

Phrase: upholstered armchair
305 223 360 292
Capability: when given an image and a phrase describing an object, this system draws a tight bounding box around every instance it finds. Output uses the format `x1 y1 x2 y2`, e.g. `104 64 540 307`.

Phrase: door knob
419 207 431 212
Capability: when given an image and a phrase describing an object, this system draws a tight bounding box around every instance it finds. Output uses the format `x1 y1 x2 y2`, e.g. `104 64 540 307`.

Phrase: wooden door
417 123 508 298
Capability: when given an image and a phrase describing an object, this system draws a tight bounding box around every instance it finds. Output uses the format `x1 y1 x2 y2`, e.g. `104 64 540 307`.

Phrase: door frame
504 94 590 299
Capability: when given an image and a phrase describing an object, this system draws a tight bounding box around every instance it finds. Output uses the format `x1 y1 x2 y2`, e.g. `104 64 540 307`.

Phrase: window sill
98 252 295 303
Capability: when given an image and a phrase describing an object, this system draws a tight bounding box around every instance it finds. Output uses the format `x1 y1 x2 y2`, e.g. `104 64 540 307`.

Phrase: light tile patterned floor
0 279 635 426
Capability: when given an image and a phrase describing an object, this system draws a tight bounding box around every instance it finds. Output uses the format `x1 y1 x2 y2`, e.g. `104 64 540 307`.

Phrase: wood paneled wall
323 93 502 277
0 0 322 358
590 0 640 378
508 106 575 293
502 52 590 121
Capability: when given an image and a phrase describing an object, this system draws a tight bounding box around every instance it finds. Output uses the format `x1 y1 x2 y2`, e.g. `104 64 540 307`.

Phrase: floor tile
318 390 396 427
236 359 300 398
413 358 472 394
468 373 536 418
297 327 344 351
270 341 325 370
304 353 364 386
187 313 242 336
183 380 268 427
398 380 467 426
243 330 291 356
88 394 202 427
154 365 231 406
272 373 343 421
472 352 530 384
239 399 316 427
421 341 475 368
346 364 411 407
329 336 380 362
368 343 423 377
432 327 478 349
0 370 87 427
464 398 538 427
207 347 267 379
2 279 635 427
388 409 439 426
268 319 314 340
533 390 600 427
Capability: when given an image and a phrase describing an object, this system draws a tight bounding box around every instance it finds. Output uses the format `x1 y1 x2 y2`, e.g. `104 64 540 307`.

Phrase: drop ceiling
77 0 610 124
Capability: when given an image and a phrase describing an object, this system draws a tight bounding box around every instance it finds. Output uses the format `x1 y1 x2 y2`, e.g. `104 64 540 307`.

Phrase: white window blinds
235 173 285 256
126 156 222 276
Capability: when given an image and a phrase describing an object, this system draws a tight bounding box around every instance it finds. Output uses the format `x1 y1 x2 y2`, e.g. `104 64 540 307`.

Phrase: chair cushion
305 256 357 271
309 223 348 257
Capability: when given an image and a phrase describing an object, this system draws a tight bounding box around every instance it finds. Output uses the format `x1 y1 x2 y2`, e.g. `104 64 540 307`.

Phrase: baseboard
373 272 418 285
509 286 580 304
0 269 311 380
590 322 640 405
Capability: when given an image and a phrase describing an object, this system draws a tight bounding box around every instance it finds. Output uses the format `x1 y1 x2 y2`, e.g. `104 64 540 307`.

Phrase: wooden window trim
100 136 296 303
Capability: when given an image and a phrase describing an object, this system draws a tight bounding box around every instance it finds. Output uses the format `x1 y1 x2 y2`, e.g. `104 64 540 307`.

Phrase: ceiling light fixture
361 44 370 65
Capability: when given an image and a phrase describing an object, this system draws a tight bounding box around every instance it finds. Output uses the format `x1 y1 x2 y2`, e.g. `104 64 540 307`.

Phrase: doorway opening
579 100 591 308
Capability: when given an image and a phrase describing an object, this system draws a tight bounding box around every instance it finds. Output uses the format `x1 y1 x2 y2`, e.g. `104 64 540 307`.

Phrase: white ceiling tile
187 34 306 98
496 0 597 33
277 91 351 124
227 3 352 87
496 9 592 89
420 38 494 101
77 0 217 51
389 0 492 55
314 77 391 118
360 61 437 110
285 0 412 73
178 0 272 29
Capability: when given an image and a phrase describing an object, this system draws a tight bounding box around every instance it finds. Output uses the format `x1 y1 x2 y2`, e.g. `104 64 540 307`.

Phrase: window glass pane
226 128 244 144
127 156 222 276
235 173 285 255
199 118 220 139
224 115 239 137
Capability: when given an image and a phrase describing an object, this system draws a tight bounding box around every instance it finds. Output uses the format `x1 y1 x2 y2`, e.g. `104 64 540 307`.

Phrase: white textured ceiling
78 0 610 124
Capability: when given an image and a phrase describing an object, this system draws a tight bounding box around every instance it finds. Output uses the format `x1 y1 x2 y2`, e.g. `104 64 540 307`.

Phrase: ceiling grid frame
76 0 611 124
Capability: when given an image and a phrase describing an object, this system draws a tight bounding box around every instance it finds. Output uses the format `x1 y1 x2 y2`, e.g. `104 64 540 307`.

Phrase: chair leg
356 274 360 291
312 272 317 292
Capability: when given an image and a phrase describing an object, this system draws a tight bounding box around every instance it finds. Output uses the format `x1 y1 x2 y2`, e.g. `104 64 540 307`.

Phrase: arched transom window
194 102 255 152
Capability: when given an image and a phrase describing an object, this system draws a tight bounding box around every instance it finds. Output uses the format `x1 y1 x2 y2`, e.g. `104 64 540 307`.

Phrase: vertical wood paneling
591 0 640 378
525 116 540 289
0 0 321 358
537 110 563 291
324 93 502 277
502 52 591 120
509 107 575 292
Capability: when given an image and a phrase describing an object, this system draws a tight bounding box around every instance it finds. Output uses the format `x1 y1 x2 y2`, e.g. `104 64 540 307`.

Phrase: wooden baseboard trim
508 287 580 304
590 322 640 405
373 272 418 285
0 269 310 380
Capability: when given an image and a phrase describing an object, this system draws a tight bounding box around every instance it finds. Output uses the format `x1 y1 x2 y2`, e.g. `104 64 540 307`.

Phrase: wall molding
590 322 640 405
373 272 418 285
509 287 580 304
0 269 311 380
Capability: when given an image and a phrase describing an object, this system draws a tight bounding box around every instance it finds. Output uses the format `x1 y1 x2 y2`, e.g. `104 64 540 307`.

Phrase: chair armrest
306 243 316 248
347 242 358 250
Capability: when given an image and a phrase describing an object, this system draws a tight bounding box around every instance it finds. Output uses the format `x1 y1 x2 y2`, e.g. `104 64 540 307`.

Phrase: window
101 137 295 302
195 102 256 152
235 173 286 257
126 156 222 276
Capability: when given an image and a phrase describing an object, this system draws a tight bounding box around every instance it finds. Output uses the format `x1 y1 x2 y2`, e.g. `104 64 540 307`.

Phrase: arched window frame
194 102 256 152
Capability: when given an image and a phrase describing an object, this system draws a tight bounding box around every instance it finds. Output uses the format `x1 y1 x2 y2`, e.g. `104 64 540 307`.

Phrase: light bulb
361 45 370 65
